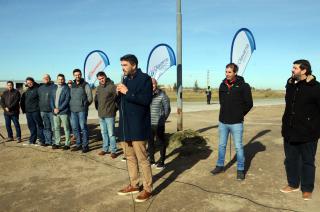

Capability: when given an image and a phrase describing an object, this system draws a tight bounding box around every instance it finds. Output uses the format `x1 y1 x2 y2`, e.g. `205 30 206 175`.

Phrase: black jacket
38 82 56 112
0 89 21 115
282 75 320 143
94 78 117 118
118 69 153 141
21 83 40 113
219 76 253 124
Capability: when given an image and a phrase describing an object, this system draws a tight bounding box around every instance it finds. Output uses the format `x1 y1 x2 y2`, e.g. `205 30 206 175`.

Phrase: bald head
43 74 51 84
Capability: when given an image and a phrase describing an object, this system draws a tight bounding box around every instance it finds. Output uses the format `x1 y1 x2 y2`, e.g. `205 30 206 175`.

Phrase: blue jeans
4 114 21 139
216 122 245 171
26 111 45 144
99 117 117 153
41 112 54 145
71 111 89 150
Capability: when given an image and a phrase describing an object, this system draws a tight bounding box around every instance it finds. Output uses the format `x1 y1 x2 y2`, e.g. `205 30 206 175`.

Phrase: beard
292 72 301 81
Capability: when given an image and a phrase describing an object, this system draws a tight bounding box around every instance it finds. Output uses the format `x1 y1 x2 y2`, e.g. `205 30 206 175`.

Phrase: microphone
118 75 127 96
121 74 127 84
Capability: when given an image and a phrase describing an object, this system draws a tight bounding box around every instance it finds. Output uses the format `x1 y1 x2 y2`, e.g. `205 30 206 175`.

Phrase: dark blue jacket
50 84 70 115
118 69 153 141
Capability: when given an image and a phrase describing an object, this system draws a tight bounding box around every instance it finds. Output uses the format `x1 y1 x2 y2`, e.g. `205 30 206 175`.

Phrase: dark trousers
26 112 45 144
207 96 211 104
4 114 21 139
284 140 318 192
148 125 166 164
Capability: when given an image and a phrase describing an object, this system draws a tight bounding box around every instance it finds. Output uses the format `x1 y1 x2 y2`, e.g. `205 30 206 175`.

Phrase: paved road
0 98 284 127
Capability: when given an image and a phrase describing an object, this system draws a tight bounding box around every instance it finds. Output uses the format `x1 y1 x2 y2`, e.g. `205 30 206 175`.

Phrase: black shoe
211 166 224 175
156 163 165 170
149 160 156 166
52 144 60 149
6 137 14 142
40 143 48 147
71 146 82 151
237 170 245 180
63 146 70 150
82 148 89 153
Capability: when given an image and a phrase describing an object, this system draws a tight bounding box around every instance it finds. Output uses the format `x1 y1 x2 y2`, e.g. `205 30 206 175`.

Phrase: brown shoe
98 151 108 156
111 153 117 159
117 185 140 196
302 192 312 200
135 190 152 203
70 135 76 145
280 185 299 193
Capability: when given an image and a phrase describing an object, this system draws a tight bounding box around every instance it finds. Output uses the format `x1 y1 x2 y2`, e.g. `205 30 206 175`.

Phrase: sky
0 0 319 89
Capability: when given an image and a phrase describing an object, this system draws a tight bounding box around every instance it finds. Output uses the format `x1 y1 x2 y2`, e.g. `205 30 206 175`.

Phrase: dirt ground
0 105 319 212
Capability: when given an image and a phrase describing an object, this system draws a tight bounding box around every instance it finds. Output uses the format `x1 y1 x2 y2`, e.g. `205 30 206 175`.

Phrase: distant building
0 79 41 93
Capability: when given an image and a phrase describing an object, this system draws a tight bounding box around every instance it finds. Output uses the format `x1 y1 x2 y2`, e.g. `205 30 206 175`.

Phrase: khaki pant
53 114 70 146
123 141 153 192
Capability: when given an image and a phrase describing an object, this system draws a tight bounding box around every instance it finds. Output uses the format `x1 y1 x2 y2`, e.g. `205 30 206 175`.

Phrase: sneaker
52 144 59 150
117 185 140 196
210 166 224 175
237 170 245 180
110 153 117 159
280 185 299 193
71 146 82 152
16 138 22 143
121 157 127 162
6 137 14 142
62 146 70 150
302 192 312 200
135 190 152 203
156 163 165 170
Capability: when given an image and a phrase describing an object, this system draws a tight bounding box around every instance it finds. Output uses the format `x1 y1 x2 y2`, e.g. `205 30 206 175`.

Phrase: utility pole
207 70 210 88
176 0 183 131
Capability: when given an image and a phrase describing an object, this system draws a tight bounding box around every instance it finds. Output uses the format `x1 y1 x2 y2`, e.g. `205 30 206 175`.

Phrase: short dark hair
57 74 65 79
293 59 312 75
226 63 239 73
26 77 35 82
120 54 138 67
7 81 14 86
73 69 82 75
96 71 106 78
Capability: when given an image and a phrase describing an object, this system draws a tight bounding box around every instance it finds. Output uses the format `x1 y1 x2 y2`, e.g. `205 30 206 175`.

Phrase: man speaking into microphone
116 54 153 202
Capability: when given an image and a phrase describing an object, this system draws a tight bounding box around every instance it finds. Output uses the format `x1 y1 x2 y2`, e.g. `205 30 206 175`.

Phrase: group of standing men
1 70 93 152
1 56 319 202
1 54 171 202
